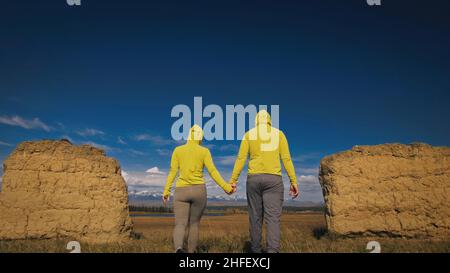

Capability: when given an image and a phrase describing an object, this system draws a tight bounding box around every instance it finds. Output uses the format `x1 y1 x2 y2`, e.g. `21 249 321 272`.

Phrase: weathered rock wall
319 143 450 238
0 140 133 243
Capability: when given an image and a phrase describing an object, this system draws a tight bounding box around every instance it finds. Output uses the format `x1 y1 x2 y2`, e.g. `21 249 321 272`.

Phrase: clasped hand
226 182 237 195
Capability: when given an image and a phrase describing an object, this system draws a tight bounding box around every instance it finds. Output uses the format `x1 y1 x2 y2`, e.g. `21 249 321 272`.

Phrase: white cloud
156 149 171 156
135 134 177 146
0 115 51 131
216 155 236 166
297 167 319 175
128 149 147 156
117 136 127 145
298 175 319 184
281 172 323 201
0 141 13 147
146 167 166 175
123 168 240 199
60 135 74 143
56 122 67 131
77 128 105 137
122 169 167 187
82 141 113 152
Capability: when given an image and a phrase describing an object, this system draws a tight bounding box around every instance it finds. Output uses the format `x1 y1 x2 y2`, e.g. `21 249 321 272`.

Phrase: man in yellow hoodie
163 125 234 253
230 110 299 253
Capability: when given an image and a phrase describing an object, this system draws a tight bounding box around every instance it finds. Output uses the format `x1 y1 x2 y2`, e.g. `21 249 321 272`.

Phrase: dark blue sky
1 0 449 201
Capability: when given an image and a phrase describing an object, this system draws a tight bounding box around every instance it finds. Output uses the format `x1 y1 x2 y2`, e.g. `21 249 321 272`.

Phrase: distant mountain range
128 190 323 207
128 189 246 203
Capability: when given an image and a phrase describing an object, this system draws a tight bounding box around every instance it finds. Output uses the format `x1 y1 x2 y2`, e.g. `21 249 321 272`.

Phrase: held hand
162 194 170 205
226 183 237 195
289 184 299 199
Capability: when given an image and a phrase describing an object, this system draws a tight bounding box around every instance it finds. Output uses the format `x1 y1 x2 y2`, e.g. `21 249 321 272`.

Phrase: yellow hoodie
230 110 298 186
163 125 233 197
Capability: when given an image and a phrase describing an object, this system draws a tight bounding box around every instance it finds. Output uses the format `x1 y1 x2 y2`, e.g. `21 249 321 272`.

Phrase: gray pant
173 184 207 253
246 174 284 253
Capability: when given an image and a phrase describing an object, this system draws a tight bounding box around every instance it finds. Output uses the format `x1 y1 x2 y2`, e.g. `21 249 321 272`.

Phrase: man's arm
230 135 249 184
279 131 298 186
163 149 179 197
280 131 299 198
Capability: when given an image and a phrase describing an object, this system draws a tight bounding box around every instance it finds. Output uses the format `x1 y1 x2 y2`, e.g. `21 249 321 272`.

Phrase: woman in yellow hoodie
163 125 234 253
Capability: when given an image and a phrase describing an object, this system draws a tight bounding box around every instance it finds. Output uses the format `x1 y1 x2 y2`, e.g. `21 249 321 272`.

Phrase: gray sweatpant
173 184 207 253
246 174 284 253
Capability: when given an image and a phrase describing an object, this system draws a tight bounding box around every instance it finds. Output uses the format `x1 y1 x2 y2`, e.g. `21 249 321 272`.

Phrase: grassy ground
1 212 449 253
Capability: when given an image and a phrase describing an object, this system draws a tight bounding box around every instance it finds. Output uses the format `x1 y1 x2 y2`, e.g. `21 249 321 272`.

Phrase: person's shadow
313 227 328 239
196 241 253 253
242 241 252 253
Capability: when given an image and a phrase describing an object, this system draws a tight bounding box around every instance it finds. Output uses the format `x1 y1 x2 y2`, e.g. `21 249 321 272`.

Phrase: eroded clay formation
0 140 133 243
320 143 450 238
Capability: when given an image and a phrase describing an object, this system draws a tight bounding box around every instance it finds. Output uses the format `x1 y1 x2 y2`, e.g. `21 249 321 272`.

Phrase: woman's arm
163 148 179 197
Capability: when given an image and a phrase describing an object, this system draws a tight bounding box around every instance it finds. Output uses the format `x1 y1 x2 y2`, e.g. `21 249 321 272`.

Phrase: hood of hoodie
187 124 203 144
255 110 272 126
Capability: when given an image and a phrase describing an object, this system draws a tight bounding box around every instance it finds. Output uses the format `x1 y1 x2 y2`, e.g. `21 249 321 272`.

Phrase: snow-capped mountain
127 190 322 207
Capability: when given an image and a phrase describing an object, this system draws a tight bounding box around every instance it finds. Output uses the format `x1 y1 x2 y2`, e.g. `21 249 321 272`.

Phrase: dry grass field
1 212 449 253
